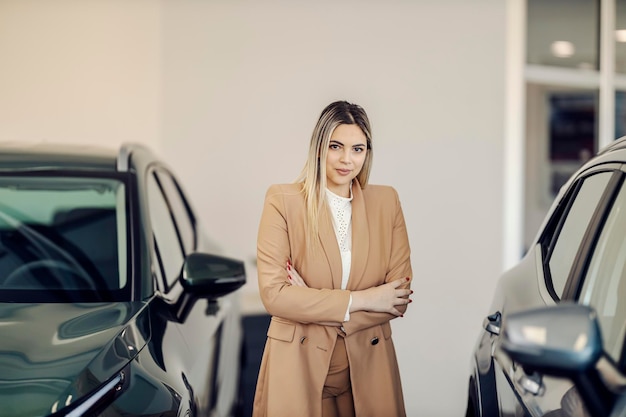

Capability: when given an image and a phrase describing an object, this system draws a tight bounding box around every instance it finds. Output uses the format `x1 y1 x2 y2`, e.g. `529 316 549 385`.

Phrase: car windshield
0 175 129 302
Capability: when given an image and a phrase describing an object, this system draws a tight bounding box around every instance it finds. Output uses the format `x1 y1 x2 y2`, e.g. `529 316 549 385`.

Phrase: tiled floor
241 314 270 417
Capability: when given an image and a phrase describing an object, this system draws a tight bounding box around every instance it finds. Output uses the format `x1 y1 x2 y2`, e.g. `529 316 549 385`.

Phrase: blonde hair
296 101 373 248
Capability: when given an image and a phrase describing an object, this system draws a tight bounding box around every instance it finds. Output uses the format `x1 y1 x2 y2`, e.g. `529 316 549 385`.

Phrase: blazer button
300 336 307 345
370 336 379 346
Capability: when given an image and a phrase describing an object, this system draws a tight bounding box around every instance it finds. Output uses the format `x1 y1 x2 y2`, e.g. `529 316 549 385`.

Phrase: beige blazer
253 181 412 417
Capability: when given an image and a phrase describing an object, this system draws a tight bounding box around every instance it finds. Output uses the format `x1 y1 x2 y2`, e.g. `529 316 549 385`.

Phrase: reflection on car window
147 173 184 289
548 172 611 298
0 176 128 295
155 171 195 254
579 176 626 362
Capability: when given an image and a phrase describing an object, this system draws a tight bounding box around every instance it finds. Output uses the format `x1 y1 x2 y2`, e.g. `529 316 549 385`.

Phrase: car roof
0 142 151 172
597 135 626 157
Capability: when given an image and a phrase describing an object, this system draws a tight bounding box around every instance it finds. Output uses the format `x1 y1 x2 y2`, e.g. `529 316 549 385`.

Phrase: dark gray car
0 143 246 416
467 137 626 417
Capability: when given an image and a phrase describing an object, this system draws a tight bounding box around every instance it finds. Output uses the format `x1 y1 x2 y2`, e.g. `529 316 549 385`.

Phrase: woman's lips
336 169 351 175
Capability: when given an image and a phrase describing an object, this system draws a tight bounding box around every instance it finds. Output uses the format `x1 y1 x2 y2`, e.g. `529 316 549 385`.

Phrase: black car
467 136 626 417
0 143 246 417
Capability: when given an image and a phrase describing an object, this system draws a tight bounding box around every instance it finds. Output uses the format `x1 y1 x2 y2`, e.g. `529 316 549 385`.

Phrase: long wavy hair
296 100 373 248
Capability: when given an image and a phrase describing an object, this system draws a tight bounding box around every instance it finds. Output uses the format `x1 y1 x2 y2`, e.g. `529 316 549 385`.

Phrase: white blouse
326 187 353 322
326 187 352 288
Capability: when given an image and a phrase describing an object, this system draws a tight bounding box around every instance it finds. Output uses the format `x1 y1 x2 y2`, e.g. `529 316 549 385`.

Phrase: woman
253 101 412 417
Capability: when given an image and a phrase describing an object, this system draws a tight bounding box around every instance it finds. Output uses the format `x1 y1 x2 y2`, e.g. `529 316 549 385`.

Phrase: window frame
153 170 197 255
146 165 198 296
564 170 624 300
539 164 623 301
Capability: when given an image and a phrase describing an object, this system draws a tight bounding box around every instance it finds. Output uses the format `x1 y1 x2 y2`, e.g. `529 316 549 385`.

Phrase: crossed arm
286 260 412 320
257 185 413 334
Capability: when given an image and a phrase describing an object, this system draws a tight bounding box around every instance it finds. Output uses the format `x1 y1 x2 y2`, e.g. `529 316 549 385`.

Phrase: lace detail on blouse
326 187 352 290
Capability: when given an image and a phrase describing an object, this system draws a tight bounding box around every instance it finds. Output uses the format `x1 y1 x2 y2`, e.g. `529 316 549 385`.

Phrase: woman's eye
353 147 365 153
329 144 340 150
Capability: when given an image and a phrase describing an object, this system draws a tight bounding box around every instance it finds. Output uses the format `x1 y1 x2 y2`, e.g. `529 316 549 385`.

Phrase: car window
546 172 612 298
154 171 196 254
0 176 129 301
578 176 626 363
147 173 184 289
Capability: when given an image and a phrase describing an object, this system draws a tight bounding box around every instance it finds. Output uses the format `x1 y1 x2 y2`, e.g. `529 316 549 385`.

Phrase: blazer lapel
349 183 369 289
319 203 343 289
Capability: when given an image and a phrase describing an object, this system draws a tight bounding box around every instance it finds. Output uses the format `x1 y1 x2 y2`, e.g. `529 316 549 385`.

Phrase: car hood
0 301 150 416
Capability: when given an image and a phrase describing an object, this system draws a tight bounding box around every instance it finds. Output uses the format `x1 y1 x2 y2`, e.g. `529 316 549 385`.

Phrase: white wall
0 0 161 149
0 1 508 416
160 2 507 416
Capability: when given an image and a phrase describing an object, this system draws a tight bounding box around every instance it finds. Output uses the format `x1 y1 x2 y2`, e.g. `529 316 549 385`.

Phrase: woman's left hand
286 260 308 288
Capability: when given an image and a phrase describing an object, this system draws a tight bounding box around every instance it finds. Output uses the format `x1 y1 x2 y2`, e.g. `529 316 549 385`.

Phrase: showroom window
514 0 626 261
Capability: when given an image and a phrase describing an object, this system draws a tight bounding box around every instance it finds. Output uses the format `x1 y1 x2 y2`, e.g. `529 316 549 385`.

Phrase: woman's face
325 123 368 197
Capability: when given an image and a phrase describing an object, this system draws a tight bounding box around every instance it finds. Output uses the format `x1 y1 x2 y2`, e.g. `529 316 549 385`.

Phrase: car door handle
483 311 502 335
517 370 545 396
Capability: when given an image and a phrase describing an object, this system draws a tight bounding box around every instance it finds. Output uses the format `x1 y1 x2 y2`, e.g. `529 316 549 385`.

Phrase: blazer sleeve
342 188 413 335
257 185 351 324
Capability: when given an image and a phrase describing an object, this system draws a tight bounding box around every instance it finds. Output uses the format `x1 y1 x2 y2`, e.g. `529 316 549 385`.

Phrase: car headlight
50 364 129 417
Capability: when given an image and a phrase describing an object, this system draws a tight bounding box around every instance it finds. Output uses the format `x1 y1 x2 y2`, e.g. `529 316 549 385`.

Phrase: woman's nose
339 150 351 163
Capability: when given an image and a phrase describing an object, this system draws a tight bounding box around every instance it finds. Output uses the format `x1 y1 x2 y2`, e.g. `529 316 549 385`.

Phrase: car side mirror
181 252 246 299
502 303 602 374
172 253 246 323
501 303 615 417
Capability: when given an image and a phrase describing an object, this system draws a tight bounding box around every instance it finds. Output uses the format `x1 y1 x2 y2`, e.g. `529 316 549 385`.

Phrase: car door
556 165 626 417
147 167 226 416
575 166 626 368
494 166 620 417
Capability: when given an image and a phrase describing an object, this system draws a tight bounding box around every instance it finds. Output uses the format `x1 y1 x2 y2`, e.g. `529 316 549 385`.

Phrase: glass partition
527 0 599 70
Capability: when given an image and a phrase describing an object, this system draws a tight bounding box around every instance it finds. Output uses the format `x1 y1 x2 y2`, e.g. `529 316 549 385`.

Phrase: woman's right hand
350 277 412 316
286 260 308 288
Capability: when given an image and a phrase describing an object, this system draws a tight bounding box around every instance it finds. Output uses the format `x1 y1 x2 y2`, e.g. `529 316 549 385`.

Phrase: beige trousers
322 337 355 417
